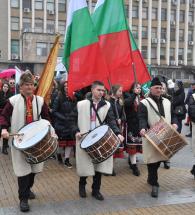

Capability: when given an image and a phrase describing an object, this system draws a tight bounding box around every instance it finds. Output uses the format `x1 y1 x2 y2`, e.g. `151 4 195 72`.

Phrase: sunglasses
9 82 15 84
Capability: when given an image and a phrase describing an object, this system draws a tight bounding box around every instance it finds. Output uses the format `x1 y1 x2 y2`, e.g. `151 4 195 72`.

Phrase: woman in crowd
124 83 142 176
52 81 77 168
0 82 13 154
109 84 126 176
172 81 186 134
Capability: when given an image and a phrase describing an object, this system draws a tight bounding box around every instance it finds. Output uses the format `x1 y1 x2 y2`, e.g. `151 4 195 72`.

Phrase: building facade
0 0 195 81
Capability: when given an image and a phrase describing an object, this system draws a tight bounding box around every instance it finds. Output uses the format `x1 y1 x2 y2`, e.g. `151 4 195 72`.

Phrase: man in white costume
0 71 51 212
73 81 124 201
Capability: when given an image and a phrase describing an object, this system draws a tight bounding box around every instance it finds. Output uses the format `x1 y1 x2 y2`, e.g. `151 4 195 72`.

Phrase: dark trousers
2 138 8 150
79 171 102 193
18 173 35 200
177 119 182 134
147 162 161 187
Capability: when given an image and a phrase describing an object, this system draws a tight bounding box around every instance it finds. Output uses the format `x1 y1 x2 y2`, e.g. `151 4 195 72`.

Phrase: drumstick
81 131 90 137
9 133 24 137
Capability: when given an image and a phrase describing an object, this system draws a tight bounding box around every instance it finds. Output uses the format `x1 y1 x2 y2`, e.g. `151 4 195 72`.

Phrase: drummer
0 71 51 212
138 77 178 198
72 81 124 201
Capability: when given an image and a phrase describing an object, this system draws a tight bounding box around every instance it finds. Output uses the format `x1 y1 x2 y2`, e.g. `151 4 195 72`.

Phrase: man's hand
76 132 82 139
140 128 146 137
117 134 124 142
172 124 178 130
1 129 9 139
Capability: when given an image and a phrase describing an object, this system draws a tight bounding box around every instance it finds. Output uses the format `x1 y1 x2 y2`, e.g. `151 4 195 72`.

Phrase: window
58 21 65 35
189 11 194 23
142 26 148 38
142 7 148 19
170 48 175 60
160 48 166 60
47 20 55 34
161 8 167 21
36 43 47 56
178 48 184 60
141 46 147 59
47 0 55 12
180 0 185 3
152 8 158 20
132 6 138 18
170 28 175 41
180 10 185 22
23 18 31 31
132 25 138 39
125 4 129 18
11 40 19 55
151 47 157 59
161 28 166 39
188 30 193 41
179 29 184 41
11 0 19 8
35 18 43 33
11 17 19 30
171 10 176 21
58 44 64 57
35 0 43 10
176 71 181 79
23 0 31 10
151 27 157 38
58 0 66 12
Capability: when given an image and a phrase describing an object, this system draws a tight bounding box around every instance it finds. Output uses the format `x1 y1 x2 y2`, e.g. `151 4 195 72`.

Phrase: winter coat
52 93 77 141
0 90 13 110
73 98 121 176
188 92 195 122
172 87 186 120
124 92 140 136
0 94 51 177
138 95 177 164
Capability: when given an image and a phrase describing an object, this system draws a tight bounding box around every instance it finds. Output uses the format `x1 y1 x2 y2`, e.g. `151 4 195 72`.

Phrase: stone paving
0 124 194 214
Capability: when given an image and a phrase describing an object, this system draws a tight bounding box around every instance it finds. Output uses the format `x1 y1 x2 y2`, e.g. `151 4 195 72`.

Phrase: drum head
13 119 50 150
81 125 109 149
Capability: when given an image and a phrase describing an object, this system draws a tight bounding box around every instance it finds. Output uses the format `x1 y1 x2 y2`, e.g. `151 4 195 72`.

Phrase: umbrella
0 69 16 78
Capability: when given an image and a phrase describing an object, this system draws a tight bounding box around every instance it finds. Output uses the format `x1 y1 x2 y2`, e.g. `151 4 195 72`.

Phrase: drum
13 119 58 164
145 118 187 159
80 125 120 164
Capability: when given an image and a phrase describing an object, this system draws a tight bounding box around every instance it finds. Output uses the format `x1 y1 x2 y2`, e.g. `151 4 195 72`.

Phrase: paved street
0 124 195 215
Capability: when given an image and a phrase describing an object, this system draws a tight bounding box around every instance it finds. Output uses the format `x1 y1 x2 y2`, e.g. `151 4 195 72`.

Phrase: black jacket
172 87 186 120
188 90 195 122
124 92 140 136
52 93 77 140
0 91 13 110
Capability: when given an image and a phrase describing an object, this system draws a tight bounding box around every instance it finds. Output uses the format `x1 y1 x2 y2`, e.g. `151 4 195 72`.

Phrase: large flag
129 30 151 89
63 0 109 97
92 0 134 91
36 34 60 105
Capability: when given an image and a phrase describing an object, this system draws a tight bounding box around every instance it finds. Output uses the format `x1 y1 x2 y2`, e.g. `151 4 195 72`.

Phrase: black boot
20 199 30 212
131 164 140 176
151 186 159 198
79 184 86 198
190 165 195 179
2 139 8 155
57 153 63 164
164 161 170 169
79 177 87 198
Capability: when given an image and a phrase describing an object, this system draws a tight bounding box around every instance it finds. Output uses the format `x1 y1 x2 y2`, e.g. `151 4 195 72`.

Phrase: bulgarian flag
63 0 109 97
129 30 151 93
92 0 134 91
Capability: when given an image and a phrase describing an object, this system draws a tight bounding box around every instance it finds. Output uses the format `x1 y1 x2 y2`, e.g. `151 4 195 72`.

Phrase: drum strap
146 98 162 119
91 101 103 125
35 96 40 120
